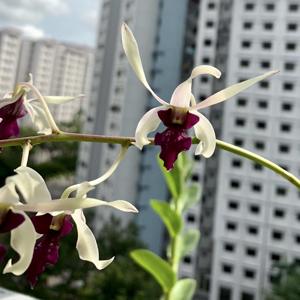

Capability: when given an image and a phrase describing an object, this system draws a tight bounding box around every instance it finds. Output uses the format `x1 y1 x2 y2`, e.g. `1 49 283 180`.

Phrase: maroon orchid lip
154 108 199 170
0 97 27 140
0 244 7 263
26 214 73 288
0 210 25 234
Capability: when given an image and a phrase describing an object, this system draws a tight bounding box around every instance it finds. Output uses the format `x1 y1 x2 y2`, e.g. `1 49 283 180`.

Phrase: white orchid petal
194 70 278 110
16 198 138 213
72 210 114 270
24 100 52 135
44 95 84 104
170 65 221 107
0 182 19 206
7 166 52 203
3 211 36 275
192 110 216 158
121 23 168 106
133 106 165 149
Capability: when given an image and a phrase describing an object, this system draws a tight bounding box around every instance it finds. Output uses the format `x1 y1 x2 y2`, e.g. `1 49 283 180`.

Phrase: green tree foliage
0 216 160 299
266 262 300 300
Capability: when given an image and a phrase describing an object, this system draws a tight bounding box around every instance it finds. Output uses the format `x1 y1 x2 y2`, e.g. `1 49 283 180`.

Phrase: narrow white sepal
170 65 221 108
191 110 216 158
133 106 166 149
44 95 84 104
72 210 114 270
121 23 168 106
194 70 279 110
3 211 36 275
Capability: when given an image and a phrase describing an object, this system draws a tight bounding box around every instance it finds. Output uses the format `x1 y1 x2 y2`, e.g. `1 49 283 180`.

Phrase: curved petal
24 101 52 135
3 210 36 275
170 65 221 108
194 70 278 110
72 210 114 270
7 166 52 203
0 182 19 206
134 106 166 149
121 23 168 106
191 110 216 158
44 95 84 104
16 198 138 213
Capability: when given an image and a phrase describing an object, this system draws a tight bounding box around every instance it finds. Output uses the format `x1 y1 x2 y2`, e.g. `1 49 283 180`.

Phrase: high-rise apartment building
76 0 203 265
194 1 300 300
0 28 22 96
17 39 94 123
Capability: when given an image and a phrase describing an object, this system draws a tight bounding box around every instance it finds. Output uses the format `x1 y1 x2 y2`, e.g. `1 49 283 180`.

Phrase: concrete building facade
194 1 300 300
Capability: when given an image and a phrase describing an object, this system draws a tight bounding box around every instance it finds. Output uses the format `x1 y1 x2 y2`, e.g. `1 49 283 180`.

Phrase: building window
228 200 239 210
246 247 257 257
235 118 246 127
222 263 234 274
283 82 294 91
241 292 255 300
202 57 210 64
287 23 298 31
256 120 267 129
279 143 290 153
264 22 274 30
280 123 291 132
260 81 269 88
294 235 300 244
286 42 297 51
245 3 255 10
270 252 281 262
262 41 272 49
219 286 232 300
254 141 265 150
284 62 295 71
230 180 241 189
232 159 242 168
204 39 212 46
253 162 263 171
226 222 237 231
244 268 256 279
240 59 250 67
243 21 253 30
237 97 247 106
187 214 195 223
251 183 262 192
224 243 235 252
265 3 275 11
281 102 293 111
234 138 244 147
273 208 285 218
183 256 192 264
241 40 252 48
276 186 287 196
289 3 299 11
206 20 214 28
272 230 284 241
257 100 268 109
248 226 258 235
208 2 216 10
249 204 260 214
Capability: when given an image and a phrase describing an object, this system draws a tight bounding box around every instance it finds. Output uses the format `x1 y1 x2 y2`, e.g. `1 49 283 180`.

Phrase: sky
0 0 100 47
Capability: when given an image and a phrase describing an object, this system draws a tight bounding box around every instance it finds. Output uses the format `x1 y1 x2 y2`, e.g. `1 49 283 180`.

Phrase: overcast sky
0 0 100 46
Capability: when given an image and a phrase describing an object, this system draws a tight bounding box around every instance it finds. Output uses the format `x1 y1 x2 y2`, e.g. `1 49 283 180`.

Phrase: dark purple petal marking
0 210 25 233
154 108 199 170
26 215 73 288
0 244 7 263
0 97 27 139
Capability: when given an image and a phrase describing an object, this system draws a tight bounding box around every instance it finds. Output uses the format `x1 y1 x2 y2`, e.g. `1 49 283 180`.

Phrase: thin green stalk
0 133 298 188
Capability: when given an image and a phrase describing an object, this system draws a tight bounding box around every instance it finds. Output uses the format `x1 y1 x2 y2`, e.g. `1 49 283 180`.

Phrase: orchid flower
121 23 278 170
0 74 83 139
0 181 37 276
7 163 137 287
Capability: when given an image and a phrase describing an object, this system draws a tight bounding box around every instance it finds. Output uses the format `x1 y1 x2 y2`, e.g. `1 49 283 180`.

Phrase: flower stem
19 82 60 133
20 141 32 167
0 133 299 188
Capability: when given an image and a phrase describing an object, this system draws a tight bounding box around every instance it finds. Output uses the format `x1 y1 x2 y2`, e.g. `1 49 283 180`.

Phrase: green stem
0 133 299 188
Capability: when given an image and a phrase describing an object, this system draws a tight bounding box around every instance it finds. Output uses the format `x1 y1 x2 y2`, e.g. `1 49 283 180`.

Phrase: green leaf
169 279 197 300
157 156 180 198
150 199 182 238
130 249 176 292
178 184 201 212
177 229 200 259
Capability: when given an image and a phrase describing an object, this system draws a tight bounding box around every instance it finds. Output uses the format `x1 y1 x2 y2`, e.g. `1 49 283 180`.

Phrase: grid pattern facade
194 1 300 300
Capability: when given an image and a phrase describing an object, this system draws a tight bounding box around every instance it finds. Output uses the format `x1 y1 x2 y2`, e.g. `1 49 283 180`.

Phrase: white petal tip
132 141 150 150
